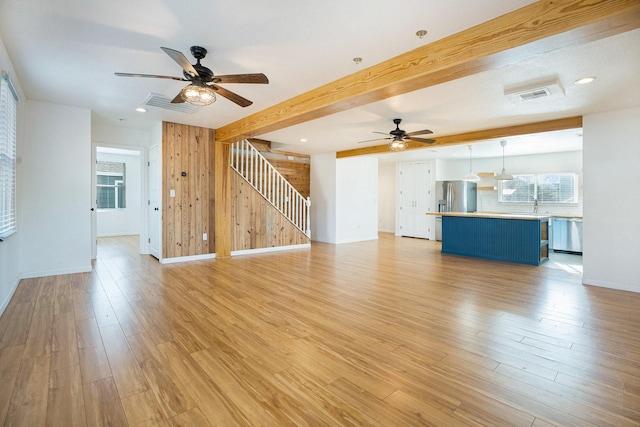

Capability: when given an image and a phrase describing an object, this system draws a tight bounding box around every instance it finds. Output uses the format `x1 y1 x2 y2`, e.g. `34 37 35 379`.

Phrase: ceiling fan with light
115 46 268 107
357 118 435 150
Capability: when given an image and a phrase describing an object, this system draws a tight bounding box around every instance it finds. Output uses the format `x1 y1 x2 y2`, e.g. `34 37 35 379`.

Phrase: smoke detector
504 79 564 103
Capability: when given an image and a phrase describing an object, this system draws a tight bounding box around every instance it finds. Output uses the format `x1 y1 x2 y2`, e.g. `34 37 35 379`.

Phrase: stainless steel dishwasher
552 217 583 253
435 216 442 241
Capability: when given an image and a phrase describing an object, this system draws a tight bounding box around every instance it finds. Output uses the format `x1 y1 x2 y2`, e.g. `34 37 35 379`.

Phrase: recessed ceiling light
352 57 362 65
416 30 427 39
136 107 147 113
574 76 596 85
300 138 307 142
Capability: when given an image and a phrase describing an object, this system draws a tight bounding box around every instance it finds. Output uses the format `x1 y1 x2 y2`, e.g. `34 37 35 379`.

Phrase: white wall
310 153 337 243
311 154 379 244
336 156 378 244
92 123 150 148
20 101 92 277
0 35 25 314
583 107 640 292
378 163 396 232
96 151 141 237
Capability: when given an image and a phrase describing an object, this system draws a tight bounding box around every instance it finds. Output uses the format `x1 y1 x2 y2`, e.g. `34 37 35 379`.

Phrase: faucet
533 198 538 213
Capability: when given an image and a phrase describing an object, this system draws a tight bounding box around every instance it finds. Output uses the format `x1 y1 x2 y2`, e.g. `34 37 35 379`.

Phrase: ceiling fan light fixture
389 137 408 151
181 83 216 106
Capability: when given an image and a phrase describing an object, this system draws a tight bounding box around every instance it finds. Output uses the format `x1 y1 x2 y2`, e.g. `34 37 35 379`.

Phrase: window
0 72 18 239
537 173 578 203
97 161 126 209
498 173 578 204
499 174 536 203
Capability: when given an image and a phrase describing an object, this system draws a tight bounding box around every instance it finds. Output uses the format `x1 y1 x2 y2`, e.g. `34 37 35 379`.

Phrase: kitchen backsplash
478 193 583 216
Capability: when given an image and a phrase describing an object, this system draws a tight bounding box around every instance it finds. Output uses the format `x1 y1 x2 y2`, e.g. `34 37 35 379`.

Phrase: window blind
0 72 18 239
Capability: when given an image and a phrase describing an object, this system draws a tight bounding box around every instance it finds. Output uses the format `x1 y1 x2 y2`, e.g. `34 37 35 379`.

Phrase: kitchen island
428 212 551 266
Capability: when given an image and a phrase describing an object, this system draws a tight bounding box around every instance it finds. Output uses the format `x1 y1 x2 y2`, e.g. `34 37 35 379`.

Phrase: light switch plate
170 189 175 197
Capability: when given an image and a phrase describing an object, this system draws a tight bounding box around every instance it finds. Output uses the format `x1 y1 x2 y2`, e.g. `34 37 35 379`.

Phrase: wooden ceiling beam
216 0 640 143
336 116 583 158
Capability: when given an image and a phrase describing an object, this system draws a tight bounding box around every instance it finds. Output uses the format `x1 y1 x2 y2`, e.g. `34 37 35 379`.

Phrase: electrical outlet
170 189 175 197
203 233 207 241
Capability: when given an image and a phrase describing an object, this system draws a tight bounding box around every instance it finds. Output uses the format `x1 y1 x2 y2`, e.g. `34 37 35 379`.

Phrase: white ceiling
1 0 639 161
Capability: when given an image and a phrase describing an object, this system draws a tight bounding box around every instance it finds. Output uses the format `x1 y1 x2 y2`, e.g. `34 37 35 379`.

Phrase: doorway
91 144 147 259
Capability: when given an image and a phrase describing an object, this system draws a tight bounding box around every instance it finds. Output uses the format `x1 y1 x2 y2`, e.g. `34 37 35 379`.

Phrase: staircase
230 140 310 237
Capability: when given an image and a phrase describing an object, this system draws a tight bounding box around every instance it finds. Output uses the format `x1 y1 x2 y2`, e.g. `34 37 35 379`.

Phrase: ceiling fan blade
373 131 390 136
406 136 436 144
357 137 390 144
407 128 434 136
161 47 199 77
114 72 187 81
170 92 185 104
214 73 269 84
211 85 252 107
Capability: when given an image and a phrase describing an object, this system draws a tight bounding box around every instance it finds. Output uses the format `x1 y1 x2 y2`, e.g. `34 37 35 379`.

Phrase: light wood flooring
1 234 639 426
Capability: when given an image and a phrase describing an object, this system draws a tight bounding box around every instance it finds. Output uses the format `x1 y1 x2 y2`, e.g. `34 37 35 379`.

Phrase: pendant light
462 145 480 182
495 140 513 181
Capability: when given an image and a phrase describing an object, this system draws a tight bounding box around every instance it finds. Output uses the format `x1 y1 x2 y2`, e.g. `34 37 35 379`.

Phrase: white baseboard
97 232 139 237
0 273 22 317
583 278 640 293
160 253 216 264
231 243 311 257
19 265 93 280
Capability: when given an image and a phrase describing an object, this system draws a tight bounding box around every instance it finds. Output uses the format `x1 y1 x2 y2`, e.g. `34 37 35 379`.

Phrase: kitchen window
498 173 578 204
0 72 18 239
97 161 126 209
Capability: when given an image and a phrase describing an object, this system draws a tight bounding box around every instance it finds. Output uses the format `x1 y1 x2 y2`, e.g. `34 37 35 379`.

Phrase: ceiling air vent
517 87 551 101
504 79 564 103
142 93 201 114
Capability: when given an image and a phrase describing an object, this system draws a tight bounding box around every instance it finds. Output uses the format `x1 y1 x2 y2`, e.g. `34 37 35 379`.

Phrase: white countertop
427 212 552 220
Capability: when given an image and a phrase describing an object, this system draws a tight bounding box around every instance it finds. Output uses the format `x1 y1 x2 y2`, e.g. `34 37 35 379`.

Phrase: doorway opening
92 145 146 259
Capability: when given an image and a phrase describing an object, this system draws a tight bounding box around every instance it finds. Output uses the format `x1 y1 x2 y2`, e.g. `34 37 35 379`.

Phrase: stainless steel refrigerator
435 181 477 240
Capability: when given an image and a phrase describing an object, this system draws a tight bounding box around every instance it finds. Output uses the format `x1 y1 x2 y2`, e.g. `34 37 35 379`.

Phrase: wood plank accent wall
162 122 215 258
231 171 309 251
249 139 311 198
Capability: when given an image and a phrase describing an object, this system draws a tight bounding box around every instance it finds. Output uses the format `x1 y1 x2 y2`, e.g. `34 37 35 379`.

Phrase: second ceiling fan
358 118 435 150
115 46 268 107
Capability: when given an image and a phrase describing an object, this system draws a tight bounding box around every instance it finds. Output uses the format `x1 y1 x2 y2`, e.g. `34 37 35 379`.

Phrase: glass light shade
181 84 216 106
389 139 408 151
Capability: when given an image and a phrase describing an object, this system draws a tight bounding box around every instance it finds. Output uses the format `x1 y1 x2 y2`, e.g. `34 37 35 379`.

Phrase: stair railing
230 140 311 237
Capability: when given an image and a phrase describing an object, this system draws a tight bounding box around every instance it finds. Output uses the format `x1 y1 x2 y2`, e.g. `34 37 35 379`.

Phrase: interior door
398 163 416 236
91 145 97 259
414 163 432 238
148 145 160 258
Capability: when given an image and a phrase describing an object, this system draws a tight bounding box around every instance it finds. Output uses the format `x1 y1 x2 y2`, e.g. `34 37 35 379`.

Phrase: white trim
0 273 22 317
20 265 92 279
378 228 395 233
97 232 139 237
583 279 639 294
231 243 311 257
160 253 216 264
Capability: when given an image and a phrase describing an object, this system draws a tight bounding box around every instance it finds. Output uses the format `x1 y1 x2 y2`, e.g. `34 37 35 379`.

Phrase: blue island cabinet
441 215 549 266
